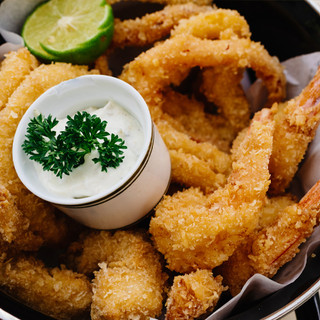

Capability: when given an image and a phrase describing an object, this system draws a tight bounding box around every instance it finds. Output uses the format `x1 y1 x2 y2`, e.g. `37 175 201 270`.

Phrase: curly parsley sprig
22 111 127 178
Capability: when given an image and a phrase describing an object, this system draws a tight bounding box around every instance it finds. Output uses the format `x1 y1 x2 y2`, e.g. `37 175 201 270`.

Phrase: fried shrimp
150 109 274 273
67 230 165 276
120 33 284 190
120 35 285 121
112 3 213 48
162 89 236 152
92 263 165 320
157 119 231 192
0 185 43 251
0 60 99 249
165 270 226 320
221 180 320 296
171 8 251 39
95 3 213 75
170 9 252 131
107 0 212 7
0 48 39 110
68 230 167 320
0 255 92 320
269 66 320 194
200 66 250 131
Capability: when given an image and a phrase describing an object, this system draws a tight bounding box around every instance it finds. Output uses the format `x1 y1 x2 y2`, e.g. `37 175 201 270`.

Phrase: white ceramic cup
12 75 171 229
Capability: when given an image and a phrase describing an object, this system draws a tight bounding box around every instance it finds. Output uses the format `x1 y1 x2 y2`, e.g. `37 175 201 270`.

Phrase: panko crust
165 270 226 320
0 255 92 320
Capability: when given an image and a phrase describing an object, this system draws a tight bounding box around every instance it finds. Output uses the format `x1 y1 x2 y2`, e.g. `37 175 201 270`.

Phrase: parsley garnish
22 111 127 178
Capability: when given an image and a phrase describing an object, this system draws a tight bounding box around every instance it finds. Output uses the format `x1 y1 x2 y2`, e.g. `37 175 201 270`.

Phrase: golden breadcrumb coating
107 0 212 7
0 255 92 320
0 48 39 110
221 181 320 296
172 9 252 131
120 26 285 191
161 90 236 152
69 230 167 320
156 119 231 192
200 66 250 131
67 230 165 276
220 194 296 296
269 66 320 194
112 3 213 48
92 263 165 320
120 29 285 123
0 185 43 250
150 109 274 273
0 59 99 249
170 8 251 39
95 4 213 75
165 270 226 320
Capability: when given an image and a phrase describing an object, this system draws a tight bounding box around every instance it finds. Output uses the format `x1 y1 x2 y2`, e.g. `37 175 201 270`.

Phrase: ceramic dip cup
12 75 171 229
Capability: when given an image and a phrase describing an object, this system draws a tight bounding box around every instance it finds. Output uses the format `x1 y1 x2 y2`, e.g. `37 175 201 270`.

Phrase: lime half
22 0 114 65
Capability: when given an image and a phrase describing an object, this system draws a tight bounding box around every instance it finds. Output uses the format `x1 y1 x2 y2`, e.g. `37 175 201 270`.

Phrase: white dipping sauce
34 101 145 199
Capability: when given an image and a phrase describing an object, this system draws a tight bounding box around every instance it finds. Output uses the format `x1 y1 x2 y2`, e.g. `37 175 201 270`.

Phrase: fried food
1 3 319 319
0 185 43 251
68 230 167 319
165 270 226 320
0 48 39 110
120 32 284 190
200 66 250 131
0 61 98 250
67 230 165 275
269 66 320 194
95 3 213 75
120 35 285 121
171 9 252 131
150 109 274 273
221 180 320 296
170 8 251 39
92 263 165 320
0 254 92 320
219 194 296 296
157 119 231 192
162 89 236 152
112 3 213 48
107 0 212 7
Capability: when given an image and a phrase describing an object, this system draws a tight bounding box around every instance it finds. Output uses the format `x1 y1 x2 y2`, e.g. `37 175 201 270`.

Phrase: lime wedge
22 0 114 65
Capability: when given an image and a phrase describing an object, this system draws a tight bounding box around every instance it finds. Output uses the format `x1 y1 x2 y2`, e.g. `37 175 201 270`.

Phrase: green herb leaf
22 111 127 178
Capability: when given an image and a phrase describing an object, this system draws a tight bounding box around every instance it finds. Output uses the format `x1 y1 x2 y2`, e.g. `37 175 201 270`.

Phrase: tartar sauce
34 101 145 199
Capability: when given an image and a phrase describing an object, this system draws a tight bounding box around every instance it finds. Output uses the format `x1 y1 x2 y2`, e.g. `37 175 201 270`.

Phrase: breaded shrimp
68 230 167 320
95 4 213 75
221 180 320 296
92 263 165 320
120 32 284 191
170 8 251 39
0 254 92 320
67 230 165 276
165 270 226 320
107 0 212 7
150 109 274 273
0 61 98 249
112 3 213 48
0 48 39 110
200 66 250 131
120 35 285 121
269 66 320 194
156 119 231 192
162 90 236 152
171 9 252 132
0 185 43 251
